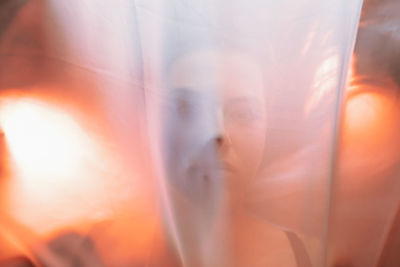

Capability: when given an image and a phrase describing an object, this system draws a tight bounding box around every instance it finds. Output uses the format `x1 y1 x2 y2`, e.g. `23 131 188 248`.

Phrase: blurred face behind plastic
162 49 267 209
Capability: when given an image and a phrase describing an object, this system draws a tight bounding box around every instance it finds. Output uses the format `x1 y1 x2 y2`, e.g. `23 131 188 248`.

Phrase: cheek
227 122 266 169
163 117 215 158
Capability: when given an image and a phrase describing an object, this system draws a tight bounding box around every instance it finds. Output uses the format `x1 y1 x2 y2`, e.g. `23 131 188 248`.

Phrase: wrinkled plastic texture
6 0 400 267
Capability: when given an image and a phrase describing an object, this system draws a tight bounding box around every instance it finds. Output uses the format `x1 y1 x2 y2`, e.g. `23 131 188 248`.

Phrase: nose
214 108 225 146
215 135 224 146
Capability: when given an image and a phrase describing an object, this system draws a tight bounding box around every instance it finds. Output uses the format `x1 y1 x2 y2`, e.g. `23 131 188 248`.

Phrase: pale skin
161 49 296 267
164 49 267 208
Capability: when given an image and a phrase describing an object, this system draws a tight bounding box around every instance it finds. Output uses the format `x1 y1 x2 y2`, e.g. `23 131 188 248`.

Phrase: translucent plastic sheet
5 0 400 267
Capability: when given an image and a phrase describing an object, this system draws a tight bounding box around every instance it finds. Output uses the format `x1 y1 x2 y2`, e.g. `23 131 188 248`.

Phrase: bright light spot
341 92 400 180
0 95 147 240
0 97 108 232
343 92 397 147
0 98 86 176
345 93 386 135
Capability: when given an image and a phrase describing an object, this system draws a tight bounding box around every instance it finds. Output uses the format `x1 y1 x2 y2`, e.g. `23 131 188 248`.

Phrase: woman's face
161 50 267 205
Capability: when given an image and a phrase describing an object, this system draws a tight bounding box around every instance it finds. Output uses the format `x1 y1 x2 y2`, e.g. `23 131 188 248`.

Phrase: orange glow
0 95 145 236
344 93 386 135
0 94 156 264
0 98 86 177
346 55 358 93
343 91 400 151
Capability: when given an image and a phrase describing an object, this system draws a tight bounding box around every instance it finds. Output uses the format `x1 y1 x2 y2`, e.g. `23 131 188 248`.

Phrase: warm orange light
0 96 131 234
344 92 396 138
343 91 399 151
340 90 400 187
346 55 358 93
345 93 384 134
0 95 154 262
0 98 86 177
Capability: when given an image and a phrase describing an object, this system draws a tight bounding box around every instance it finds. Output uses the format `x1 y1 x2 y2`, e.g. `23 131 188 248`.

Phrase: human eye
176 96 196 120
168 88 202 122
225 102 261 125
228 106 255 121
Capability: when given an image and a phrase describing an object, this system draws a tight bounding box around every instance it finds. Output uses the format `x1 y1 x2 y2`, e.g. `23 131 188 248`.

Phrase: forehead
167 50 265 100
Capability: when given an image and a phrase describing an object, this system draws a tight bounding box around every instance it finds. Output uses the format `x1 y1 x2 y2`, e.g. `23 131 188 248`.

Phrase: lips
183 139 238 177
213 159 235 173
193 153 236 178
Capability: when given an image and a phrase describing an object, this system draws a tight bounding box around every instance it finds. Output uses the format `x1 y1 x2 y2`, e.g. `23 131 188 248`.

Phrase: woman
151 47 298 267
